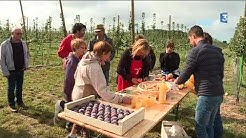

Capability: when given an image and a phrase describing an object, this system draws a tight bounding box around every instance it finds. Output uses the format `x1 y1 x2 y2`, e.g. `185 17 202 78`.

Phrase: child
54 38 87 132
159 39 180 78
64 38 87 102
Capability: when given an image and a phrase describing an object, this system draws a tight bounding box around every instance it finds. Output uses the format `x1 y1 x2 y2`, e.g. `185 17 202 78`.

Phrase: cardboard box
161 121 190 138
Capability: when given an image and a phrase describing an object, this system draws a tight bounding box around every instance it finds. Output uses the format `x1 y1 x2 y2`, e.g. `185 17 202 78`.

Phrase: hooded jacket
0 38 29 76
72 51 123 103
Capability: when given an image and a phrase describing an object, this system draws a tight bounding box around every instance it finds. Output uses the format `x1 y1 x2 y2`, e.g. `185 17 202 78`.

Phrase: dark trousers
102 68 109 85
213 108 223 138
102 62 110 85
7 70 24 106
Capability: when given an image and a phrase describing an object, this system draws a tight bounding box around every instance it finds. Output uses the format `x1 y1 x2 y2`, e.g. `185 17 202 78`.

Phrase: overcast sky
0 1 244 42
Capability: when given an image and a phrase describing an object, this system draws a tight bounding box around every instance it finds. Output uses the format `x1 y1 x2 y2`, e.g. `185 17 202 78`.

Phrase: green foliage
0 15 190 67
229 17 246 57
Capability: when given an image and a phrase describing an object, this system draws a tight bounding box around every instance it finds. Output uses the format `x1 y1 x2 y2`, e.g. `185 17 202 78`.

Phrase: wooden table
58 86 190 138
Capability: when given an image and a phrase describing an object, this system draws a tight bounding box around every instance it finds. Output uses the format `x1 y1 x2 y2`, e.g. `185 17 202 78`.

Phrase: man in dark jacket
175 25 224 138
88 24 115 85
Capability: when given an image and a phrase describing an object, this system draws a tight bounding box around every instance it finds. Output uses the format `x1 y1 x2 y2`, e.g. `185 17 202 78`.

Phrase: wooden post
131 0 135 44
59 0 67 37
19 0 28 42
168 15 171 39
244 0 246 17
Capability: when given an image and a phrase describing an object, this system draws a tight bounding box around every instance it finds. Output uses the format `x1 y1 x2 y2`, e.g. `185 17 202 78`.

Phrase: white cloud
0 1 244 41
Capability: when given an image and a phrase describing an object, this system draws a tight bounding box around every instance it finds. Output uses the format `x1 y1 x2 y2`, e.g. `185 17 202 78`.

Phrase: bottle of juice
159 82 167 104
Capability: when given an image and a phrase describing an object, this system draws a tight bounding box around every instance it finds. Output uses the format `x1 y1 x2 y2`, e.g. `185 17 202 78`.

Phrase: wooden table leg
175 103 180 121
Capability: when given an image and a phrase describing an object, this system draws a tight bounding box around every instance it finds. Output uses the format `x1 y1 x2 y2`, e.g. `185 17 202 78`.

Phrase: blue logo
220 12 228 23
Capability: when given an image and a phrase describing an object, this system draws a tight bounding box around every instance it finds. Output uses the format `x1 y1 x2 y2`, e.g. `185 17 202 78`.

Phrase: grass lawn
0 52 245 138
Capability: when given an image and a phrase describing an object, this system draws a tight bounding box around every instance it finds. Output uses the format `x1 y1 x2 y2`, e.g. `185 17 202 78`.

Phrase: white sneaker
53 100 65 124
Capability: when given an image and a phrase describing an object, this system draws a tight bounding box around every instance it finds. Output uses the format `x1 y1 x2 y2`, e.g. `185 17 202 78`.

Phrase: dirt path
221 95 246 121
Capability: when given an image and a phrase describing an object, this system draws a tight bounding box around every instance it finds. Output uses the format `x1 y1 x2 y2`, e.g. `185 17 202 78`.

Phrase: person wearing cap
88 24 115 85
0 27 29 112
58 23 86 69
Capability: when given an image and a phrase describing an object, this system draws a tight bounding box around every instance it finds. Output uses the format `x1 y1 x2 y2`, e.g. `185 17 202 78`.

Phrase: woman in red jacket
117 39 151 91
57 23 86 69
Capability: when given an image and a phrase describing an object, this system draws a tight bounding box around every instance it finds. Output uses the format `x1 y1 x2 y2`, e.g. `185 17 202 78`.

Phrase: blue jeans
195 95 223 138
213 108 223 138
7 70 24 106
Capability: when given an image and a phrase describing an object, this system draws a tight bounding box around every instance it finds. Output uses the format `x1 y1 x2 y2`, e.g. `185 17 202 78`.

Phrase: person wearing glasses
88 24 115 85
63 39 87 103
0 27 29 112
159 39 180 78
54 38 88 133
58 23 86 69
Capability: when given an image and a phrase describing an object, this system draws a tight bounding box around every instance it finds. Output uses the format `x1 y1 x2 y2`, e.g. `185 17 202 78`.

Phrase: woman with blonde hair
117 39 150 91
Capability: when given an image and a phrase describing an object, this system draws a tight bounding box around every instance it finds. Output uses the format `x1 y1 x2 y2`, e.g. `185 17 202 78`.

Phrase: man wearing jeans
175 25 224 138
0 27 29 112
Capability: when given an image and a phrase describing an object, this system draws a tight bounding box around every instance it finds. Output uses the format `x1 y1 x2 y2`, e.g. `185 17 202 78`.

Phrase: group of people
0 23 224 138
56 23 158 138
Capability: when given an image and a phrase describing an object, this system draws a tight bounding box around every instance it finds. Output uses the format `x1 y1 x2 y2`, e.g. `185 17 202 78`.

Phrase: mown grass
0 66 67 138
0 48 245 138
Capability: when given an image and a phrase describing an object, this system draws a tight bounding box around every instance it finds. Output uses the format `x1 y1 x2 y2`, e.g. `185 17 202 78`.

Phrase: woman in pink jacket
68 41 131 138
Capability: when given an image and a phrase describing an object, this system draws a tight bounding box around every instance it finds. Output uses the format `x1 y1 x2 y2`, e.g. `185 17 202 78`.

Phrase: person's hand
166 73 173 80
122 96 131 104
143 77 148 81
131 78 139 85
137 78 143 83
174 77 179 84
162 75 166 80
62 58 67 69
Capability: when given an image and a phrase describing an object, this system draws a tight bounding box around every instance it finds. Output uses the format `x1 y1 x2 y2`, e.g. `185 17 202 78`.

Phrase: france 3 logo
220 12 228 23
